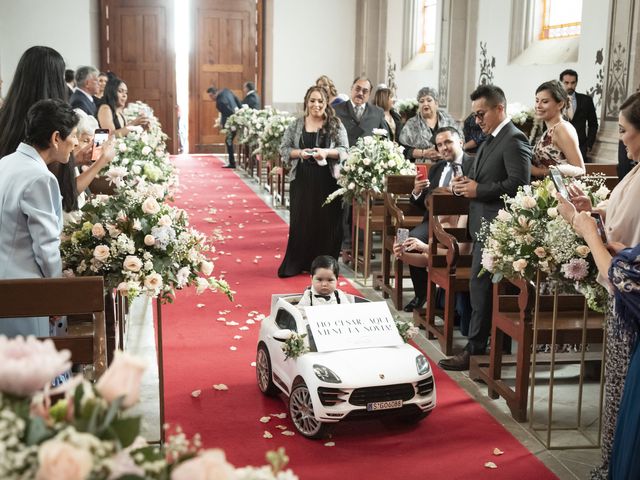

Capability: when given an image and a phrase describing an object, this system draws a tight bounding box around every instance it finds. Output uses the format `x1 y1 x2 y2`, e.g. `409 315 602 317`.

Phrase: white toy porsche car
256 294 436 438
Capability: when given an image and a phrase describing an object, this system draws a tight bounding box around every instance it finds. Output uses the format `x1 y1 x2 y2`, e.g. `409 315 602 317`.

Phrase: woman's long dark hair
102 76 124 128
303 86 340 146
0 46 67 158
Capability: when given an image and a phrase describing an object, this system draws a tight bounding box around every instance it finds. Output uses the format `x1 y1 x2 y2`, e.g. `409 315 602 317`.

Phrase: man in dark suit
207 86 241 168
404 126 474 312
560 69 598 162
69 66 99 116
440 85 532 371
334 76 388 148
242 81 260 109
65 69 76 100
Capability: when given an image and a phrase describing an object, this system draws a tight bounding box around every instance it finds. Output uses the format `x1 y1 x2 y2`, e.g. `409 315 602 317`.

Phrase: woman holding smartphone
277 86 348 278
97 77 149 136
560 92 640 479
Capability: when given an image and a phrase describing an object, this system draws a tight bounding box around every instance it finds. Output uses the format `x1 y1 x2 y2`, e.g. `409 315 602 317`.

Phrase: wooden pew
469 277 604 422
421 192 472 355
0 277 108 378
584 163 617 176
379 175 425 309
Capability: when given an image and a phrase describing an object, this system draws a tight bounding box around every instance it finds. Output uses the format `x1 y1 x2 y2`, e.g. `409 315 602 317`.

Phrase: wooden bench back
584 163 617 176
0 277 107 377
427 193 472 270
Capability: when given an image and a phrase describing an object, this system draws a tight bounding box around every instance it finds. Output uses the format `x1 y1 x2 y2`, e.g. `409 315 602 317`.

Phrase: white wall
0 0 100 90
475 0 611 109
270 0 357 111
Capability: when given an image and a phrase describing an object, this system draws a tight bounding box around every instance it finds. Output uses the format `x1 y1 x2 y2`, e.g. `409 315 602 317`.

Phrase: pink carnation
561 258 589 281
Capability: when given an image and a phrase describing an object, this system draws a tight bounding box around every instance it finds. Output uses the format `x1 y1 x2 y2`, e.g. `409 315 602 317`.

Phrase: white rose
141 145 152 156
141 197 161 215
132 219 142 231
200 261 214 276
144 273 163 290
117 282 130 296
497 209 512 222
512 259 528 273
195 277 209 294
118 142 127 152
123 255 143 272
521 196 537 209
547 207 558 218
93 245 111 263
91 223 106 239
157 215 172 226
348 182 356 190
36 440 93 480
362 157 372 166
144 235 156 246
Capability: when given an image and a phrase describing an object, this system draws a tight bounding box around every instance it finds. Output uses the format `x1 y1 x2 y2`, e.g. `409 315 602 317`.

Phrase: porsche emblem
379 373 385 379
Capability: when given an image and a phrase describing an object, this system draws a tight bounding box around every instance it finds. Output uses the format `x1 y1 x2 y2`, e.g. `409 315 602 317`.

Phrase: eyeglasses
471 105 496 120
353 86 370 95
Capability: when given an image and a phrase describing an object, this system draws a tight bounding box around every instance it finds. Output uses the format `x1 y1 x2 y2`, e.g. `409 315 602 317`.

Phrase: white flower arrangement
254 110 296 161
60 181 232 302
478 176 610 312
325 131 415 205
0 337 298 480
506 102 535 126
395 98 418 117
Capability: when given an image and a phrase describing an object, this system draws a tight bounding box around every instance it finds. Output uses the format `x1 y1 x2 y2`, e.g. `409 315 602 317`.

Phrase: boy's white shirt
297 287 353 306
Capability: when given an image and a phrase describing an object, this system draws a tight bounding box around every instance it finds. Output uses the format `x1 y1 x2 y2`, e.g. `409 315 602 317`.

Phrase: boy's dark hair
310 255 340 277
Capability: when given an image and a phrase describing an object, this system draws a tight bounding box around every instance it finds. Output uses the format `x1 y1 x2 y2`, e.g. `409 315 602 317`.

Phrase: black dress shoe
403 297 426 312
438 351 471 371
223 164 236 169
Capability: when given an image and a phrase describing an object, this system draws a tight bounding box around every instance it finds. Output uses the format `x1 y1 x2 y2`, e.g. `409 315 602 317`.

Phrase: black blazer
569 92 598 153
410 154 474 221
333 101 388 148
216 88 242 126
242 91 261 110
468 121 532 240
69 90 97 116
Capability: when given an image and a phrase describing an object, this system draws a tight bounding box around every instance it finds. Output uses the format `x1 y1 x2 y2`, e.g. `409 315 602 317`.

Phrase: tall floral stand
527 270 606 449
155 297 166 444
351 192 384 284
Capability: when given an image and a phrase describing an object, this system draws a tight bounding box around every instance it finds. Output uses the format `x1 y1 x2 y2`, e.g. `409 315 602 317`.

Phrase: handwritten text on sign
305 301 403 352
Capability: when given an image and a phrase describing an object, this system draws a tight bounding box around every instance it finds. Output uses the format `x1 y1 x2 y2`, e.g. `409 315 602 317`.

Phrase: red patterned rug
162 154 558 480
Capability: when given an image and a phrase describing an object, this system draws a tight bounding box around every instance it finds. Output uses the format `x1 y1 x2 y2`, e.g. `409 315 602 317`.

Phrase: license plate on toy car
366 399 403 411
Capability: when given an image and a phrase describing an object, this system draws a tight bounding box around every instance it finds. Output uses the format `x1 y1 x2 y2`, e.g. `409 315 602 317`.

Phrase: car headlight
416 355 430 375
313 364 342 383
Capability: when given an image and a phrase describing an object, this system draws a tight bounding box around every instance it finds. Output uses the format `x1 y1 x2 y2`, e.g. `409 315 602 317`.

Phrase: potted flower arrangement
478 176 610 312
254 111 295 162
325 130 415 205
60 180 232 302
0 336 297 479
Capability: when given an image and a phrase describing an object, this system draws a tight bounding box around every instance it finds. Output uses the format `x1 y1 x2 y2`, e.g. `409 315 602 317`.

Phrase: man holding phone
442 85 531 371
403 126 473 312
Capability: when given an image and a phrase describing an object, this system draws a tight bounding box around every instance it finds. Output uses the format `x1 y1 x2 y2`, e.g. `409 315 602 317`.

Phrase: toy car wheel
256 343 278 396
289 381 332 439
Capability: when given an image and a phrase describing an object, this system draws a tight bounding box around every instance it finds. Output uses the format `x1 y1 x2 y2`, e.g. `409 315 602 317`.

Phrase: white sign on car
304 301 403 352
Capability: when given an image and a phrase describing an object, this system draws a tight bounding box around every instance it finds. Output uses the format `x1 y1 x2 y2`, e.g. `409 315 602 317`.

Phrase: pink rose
123 256 143 272
93 245 111 263
158 215 172 226
144 273 163 291
91 223 106 239
96 351 146 408
0 337 71 397
117 282 130 296
512 259 528 273
144 235 156 246
36 440 93 480
171 449 236 480
534 247 547 258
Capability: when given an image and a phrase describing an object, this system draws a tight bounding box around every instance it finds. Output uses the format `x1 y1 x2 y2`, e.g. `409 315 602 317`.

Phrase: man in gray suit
334 76 388 147
440 84 532 371
69 66 99 116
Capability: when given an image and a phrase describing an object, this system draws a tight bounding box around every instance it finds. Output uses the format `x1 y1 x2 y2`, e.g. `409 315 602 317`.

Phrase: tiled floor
131 164 602 478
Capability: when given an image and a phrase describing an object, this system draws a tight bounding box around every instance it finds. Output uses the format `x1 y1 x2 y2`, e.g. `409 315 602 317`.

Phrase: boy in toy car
297 255 354 306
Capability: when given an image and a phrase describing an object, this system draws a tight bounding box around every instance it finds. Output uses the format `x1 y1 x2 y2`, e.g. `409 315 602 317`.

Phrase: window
275 309 297 332
539 0 582 40
417 0 437 54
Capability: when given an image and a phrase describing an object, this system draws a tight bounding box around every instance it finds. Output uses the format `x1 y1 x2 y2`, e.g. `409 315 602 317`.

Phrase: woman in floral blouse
398 87 461 162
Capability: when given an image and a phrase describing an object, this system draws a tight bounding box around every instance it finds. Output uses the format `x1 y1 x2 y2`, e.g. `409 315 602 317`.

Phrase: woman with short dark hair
0 99 79 337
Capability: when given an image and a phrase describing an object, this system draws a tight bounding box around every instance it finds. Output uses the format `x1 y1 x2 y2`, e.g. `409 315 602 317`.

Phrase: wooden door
99 0 177 153
189 0 262 153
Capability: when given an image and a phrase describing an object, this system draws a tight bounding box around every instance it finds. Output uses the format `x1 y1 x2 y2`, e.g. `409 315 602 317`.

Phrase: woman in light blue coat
0 99 79 337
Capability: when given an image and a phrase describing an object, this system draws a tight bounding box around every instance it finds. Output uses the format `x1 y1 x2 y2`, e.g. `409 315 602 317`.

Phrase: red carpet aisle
163 154 558 480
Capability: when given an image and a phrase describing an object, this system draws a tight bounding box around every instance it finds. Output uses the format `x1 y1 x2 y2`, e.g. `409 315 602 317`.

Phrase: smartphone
396 228 410 249
91 129 109 161
416 163 428 180
590 212 608 244
549 166 569 200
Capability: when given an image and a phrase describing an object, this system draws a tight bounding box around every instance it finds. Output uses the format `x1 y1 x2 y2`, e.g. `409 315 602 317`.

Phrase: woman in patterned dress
531 80 585 178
